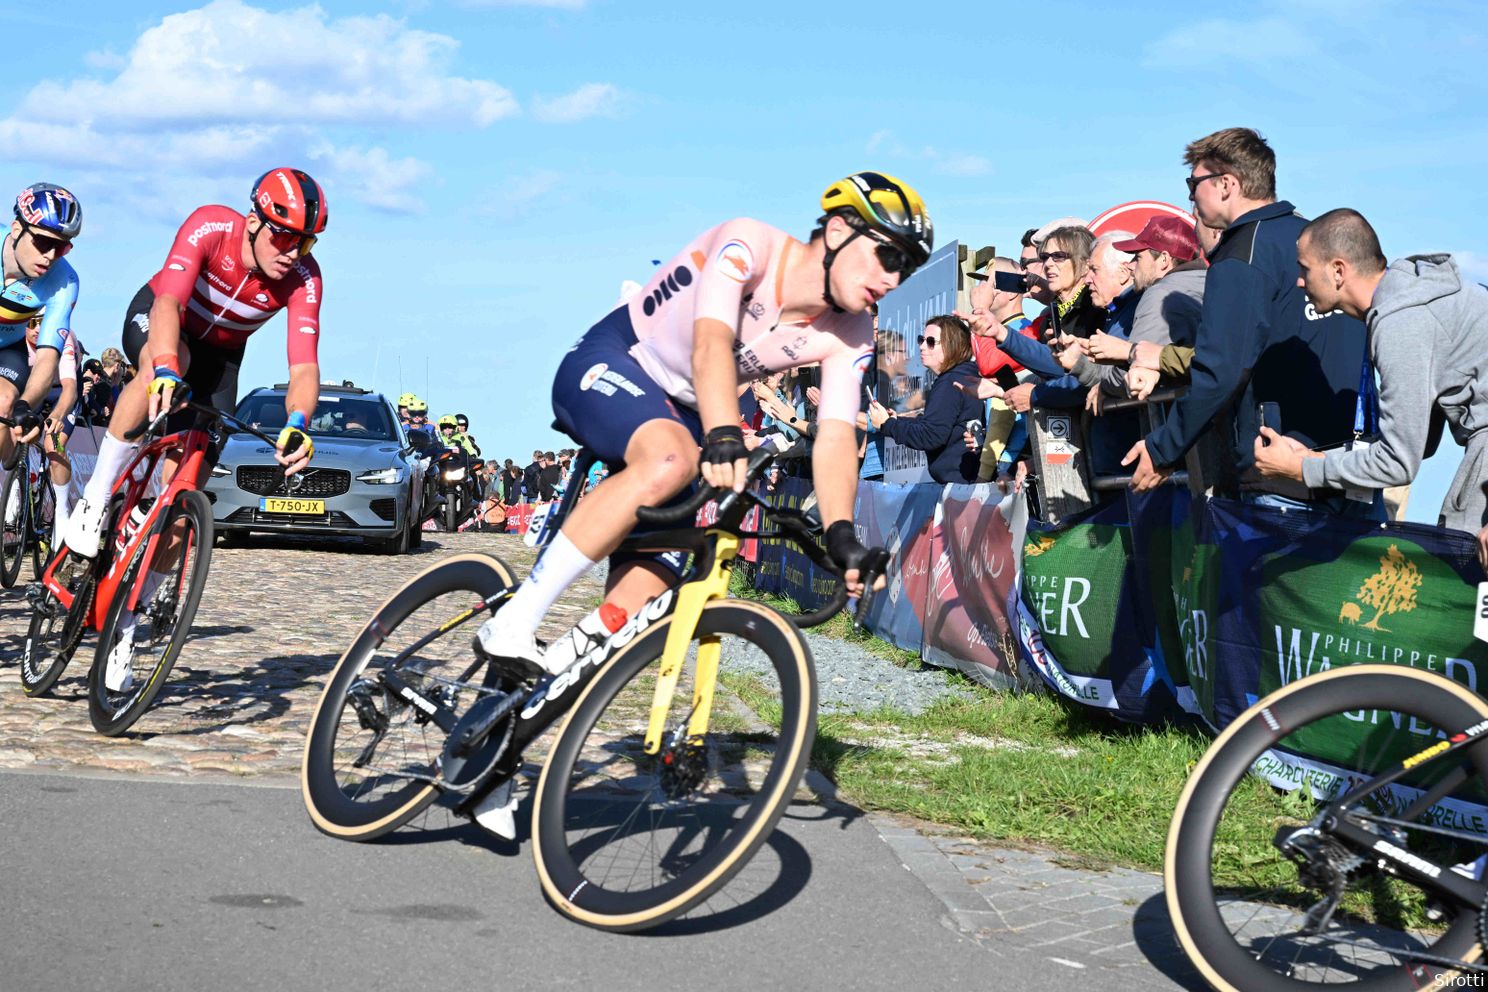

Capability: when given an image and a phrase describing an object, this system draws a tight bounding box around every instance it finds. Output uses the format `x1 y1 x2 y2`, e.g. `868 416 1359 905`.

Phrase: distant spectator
501 459 522 503
1253 208 1488 533
867 315 982 484
540 450 561 500
1125 126 1371 519
960 255 1035 481
522 450 544 503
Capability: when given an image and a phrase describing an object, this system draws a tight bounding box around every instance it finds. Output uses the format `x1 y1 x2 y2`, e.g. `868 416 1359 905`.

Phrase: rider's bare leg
481 417 698 650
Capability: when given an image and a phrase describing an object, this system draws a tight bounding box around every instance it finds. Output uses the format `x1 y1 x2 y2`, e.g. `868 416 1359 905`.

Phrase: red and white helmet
251 168 328 235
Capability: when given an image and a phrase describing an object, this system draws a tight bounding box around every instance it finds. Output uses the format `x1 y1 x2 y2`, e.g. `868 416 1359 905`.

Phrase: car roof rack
267 381 372 396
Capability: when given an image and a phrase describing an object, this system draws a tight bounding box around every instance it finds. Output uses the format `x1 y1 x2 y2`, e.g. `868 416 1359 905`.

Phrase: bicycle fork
643 531 739 755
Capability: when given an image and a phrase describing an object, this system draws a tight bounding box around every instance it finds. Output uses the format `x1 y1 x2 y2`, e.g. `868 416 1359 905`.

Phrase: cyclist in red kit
64 168 329 558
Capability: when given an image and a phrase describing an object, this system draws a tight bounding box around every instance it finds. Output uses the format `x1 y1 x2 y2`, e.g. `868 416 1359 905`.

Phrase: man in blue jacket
1123 128 1372 515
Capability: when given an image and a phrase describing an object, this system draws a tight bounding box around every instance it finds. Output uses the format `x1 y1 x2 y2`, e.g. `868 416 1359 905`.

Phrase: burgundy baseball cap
1113 215 1199 262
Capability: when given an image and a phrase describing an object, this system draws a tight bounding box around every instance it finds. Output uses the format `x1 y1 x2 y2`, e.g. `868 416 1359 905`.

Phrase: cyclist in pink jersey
65 168 329 558
478 172 933 676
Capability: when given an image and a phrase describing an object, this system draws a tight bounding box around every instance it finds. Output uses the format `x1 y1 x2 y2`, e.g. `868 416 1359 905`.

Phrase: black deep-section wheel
86 490 213 736
1166 664 1488 991
532 598 816 932
301 553 516 840
19 551 97 697
1 461 28 588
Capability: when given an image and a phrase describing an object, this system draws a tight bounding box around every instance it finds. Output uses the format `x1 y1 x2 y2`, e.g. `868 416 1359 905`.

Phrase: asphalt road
0 771 1038 992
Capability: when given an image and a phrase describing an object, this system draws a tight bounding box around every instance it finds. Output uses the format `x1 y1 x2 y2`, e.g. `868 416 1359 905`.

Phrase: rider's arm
52 372 78 432
285 362 319 425
693 318 742 432
691 222 770 433
283 256 323 425
148 208 220 376
20 265 79 409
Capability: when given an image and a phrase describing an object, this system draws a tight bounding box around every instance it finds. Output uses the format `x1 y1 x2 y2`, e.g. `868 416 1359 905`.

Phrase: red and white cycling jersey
625 218 872 425
27 327 78 383
148 205 322 366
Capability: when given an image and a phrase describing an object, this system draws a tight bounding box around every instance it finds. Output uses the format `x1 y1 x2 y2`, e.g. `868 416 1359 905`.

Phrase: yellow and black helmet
408 398 428 414
398 392 419 408
437 415 459 429
820 172 933 267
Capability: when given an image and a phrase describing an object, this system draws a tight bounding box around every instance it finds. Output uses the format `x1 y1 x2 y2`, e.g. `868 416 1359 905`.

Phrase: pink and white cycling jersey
625 218 873 425
27 326 78 384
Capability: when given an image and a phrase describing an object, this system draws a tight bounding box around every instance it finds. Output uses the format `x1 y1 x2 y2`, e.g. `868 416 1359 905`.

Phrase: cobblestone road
0 532 600 781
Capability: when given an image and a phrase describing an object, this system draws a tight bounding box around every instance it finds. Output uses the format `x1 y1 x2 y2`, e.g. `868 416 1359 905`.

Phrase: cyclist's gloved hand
700 424 749 493
147 354 191 419
825 520 889 598
10 398 40 436
276 411 315 476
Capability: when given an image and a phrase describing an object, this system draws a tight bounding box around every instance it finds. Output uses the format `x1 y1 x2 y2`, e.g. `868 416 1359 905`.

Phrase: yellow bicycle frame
643 530 740 754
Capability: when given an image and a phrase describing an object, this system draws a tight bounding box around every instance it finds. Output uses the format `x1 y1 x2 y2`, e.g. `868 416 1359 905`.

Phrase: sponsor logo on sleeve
718 241 754 283
298 325 317 335
168 263 186 271
853 350 873 376
254 293 269 304
580 363 608 391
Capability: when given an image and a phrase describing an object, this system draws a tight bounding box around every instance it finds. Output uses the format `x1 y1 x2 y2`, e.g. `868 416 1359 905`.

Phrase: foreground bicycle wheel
0 463 28 588
86 490 213 736
19 551 98 697
301 553 517 841
29 475 55 581
1166 665 1488 991
532 598 816 932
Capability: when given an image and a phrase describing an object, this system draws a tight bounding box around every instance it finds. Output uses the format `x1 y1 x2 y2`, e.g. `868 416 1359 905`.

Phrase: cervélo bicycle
18 400 298 736
301 448 888 931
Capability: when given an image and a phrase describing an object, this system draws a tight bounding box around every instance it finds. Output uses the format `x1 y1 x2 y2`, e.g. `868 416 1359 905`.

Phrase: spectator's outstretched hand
1086 331 1133 365
1130 340 1163 371
1085 385 1103 416
1055 334 1085 372
954 378 1004 402
1122 440 1171 492
1127 366 1160 401
1002 382 1035 413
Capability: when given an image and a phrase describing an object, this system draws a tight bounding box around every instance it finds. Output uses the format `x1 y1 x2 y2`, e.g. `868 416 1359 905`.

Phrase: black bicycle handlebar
634 447 776 526
124 400 284 450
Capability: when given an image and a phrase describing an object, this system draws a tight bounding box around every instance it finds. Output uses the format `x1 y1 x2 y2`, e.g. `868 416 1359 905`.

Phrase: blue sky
2 0 1484 525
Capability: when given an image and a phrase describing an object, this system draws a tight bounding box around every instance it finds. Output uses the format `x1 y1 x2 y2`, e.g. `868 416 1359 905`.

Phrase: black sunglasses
917 334 938 348
1185 172 1225 196
23 223 72 257
1036 250 1072 264
862 228 918 278
254 211 318 255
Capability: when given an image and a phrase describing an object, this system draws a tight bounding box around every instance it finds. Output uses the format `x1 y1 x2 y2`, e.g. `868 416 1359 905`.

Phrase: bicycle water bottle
541 603 627 676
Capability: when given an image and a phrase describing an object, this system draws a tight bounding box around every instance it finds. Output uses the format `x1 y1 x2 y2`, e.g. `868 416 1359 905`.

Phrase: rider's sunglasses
254 212 317 256
862 228 918 279
23 223 73 258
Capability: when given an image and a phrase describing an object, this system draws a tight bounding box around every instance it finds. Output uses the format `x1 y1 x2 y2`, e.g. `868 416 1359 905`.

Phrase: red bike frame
41 419 213 628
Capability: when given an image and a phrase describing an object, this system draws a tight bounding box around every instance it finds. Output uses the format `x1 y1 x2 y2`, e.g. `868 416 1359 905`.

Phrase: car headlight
357 466 406 485
443 467 466 482
211 464 231 477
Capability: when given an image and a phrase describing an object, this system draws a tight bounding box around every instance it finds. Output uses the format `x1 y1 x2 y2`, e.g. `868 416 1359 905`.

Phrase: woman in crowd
1038 225 1104 339
867 314 983 484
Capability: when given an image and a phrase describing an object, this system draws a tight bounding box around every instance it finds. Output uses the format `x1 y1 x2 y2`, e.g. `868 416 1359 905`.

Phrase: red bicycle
18 401 295 735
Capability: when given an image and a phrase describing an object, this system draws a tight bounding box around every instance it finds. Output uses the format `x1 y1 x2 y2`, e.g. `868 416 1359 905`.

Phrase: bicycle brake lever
852 548 892 630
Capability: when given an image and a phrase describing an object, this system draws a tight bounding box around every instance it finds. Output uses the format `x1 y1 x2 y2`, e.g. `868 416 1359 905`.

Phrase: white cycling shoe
64 495 107 559
475 616 546 676
471 779 518 840
3 482 20 528
104 617 138 693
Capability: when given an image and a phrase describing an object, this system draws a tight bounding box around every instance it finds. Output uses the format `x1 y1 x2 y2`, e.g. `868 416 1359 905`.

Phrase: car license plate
260 497 325 515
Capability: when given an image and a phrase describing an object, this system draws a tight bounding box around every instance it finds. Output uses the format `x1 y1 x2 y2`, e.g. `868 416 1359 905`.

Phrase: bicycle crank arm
378 670 459 734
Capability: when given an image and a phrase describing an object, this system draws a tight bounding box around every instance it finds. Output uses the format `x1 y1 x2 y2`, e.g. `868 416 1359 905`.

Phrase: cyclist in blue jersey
1 183 82 478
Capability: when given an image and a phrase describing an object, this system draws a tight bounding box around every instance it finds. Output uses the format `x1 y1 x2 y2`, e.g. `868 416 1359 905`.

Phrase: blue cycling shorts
551 306 703 464
551 306 700 580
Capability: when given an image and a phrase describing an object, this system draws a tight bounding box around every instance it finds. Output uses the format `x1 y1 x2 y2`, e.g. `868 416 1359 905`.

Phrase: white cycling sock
498 532 597 637
81 433 139 506
52 481 73 530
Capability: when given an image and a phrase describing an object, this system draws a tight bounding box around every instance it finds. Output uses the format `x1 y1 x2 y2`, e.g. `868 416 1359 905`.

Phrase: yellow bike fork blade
643 532 738 754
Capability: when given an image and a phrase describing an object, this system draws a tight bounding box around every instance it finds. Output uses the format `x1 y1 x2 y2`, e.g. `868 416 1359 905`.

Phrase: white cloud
1453 251 1488 287
863 131 992 179
480 169 563 219
309 144 434 214
531 83 624 123
460 0 586 7
0 0 516 211
1141 15 1316 69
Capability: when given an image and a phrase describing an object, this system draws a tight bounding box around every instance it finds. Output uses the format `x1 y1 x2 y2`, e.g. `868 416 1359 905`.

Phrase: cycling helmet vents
408 399 428 414
398 392 419 408
251 168 328 236
820 172 932 267
437 415 458 429
14 182 82 240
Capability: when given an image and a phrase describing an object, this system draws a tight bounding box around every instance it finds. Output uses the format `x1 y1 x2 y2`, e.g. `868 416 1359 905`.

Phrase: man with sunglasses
65 168 329 558
475 171 922 685
2 183 82 484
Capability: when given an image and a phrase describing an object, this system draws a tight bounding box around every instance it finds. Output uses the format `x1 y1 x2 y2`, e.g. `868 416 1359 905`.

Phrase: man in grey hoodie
1254 208 1488 534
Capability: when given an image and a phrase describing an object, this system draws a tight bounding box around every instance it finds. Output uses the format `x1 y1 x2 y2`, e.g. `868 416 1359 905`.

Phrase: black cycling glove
825 520 871 573
701 425 748 467
10 399 39 434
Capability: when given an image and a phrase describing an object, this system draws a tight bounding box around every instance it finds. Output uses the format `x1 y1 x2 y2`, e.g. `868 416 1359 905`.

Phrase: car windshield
235 394 397 441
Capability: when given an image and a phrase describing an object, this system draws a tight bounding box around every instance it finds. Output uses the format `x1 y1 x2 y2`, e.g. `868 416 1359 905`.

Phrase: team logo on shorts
580 363 608 391
717 241 754 283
